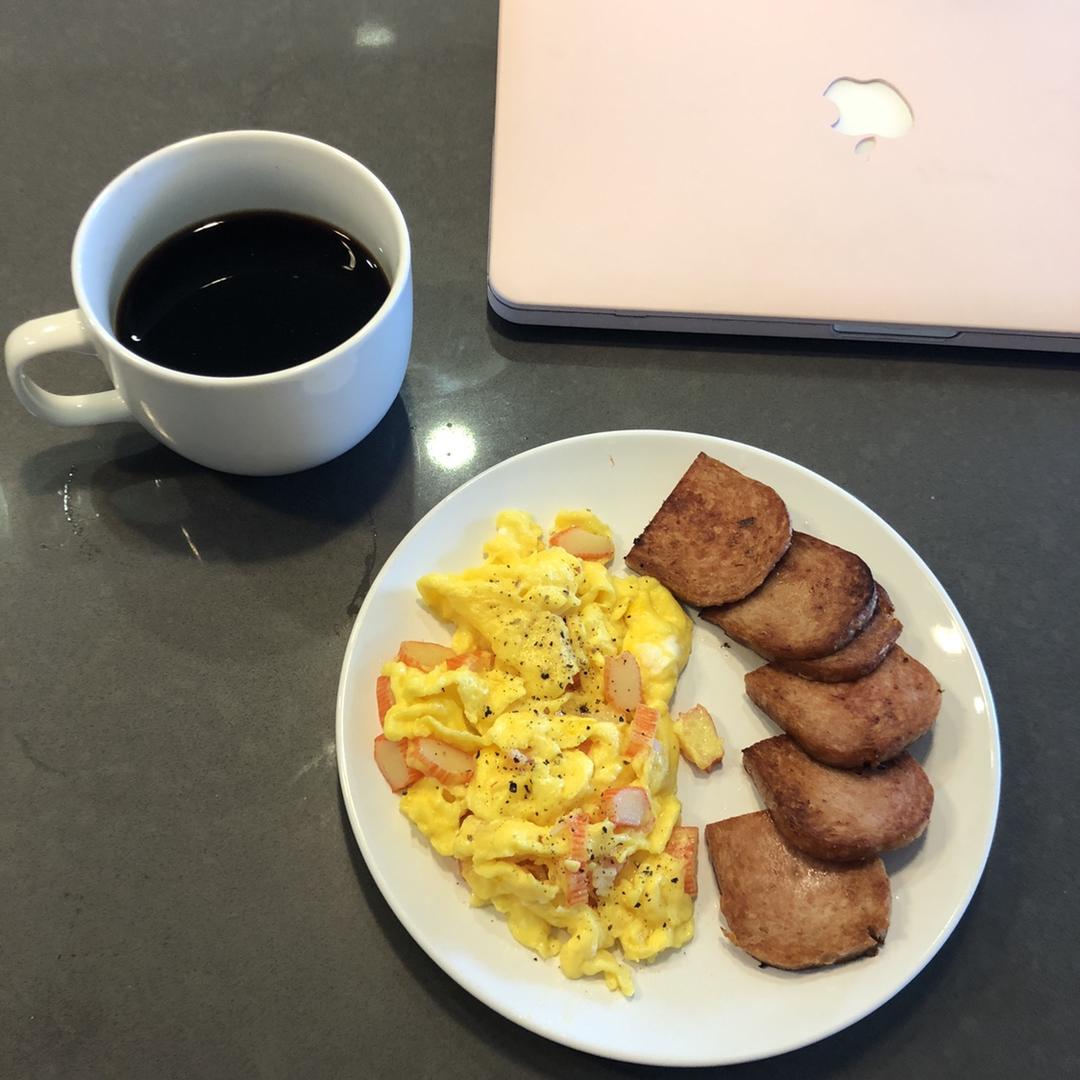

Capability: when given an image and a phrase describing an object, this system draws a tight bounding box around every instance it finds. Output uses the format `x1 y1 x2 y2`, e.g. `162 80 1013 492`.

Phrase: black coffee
115 210 390 377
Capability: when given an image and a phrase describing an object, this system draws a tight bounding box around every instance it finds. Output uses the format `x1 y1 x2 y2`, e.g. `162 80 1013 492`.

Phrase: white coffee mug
4 131 412 475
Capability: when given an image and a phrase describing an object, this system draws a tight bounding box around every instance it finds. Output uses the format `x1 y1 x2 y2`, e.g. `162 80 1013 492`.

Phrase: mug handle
5 309 132 426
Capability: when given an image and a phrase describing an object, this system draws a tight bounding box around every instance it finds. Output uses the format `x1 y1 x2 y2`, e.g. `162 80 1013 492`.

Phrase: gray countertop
3 2 1078 1077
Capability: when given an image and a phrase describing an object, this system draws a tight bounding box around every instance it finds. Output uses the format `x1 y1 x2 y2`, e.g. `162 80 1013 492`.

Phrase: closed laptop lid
489 0 1080 336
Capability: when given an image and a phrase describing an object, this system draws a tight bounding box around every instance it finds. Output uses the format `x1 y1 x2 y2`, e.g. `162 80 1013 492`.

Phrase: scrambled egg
379 510 694 995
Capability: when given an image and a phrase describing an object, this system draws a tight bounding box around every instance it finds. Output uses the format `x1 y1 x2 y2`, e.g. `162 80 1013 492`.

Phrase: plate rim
335 429 1001 1066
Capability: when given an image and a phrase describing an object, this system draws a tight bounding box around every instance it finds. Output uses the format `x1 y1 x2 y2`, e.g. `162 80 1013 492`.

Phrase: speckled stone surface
2 2 1078 1077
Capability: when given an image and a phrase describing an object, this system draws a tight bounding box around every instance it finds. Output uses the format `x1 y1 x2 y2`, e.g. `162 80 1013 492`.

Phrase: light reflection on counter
425 422 476 470
180 525 203 562
354 22 395 47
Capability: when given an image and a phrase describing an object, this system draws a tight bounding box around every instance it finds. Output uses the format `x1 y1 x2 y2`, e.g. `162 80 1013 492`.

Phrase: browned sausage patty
625 453 791 607
744 647 941 768
704 811 891 969
776 585 902 682
743 735 934 862
701 532 877 660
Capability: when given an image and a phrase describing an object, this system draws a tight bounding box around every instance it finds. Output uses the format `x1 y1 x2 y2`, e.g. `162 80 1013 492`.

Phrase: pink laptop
488 0 1080 351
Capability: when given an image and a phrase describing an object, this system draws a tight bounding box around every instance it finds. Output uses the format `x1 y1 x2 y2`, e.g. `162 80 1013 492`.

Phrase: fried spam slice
743 735 934 862
626 453 791 607
704 811 891 969
701 532 877 660
777 585 902 682
744 647 941 768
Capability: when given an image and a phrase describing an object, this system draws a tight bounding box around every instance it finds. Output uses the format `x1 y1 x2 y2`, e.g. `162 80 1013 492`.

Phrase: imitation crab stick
374 735 421 793
446 650 494 672
566 812 589 864
665 825 699 897
404 737 476 785
601 786 654 831
396 640 455 671
549 526 614 562
564 867 590 907
626 704 659 757
589 858 620 899
376 676 394 727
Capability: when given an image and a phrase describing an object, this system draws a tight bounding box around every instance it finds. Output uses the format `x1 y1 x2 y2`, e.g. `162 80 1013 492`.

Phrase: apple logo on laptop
824 78 913 158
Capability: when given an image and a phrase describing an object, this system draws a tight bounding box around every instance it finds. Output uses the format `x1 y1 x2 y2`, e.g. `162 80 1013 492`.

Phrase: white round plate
336 430 999 1067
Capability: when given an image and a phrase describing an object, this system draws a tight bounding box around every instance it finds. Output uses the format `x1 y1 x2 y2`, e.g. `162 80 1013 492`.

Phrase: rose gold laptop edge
488 1 1080 353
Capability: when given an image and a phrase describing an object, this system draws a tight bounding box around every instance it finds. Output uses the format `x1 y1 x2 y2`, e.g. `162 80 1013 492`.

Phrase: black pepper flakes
671 877 678 884
634 902 641 909
509 781 518 793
